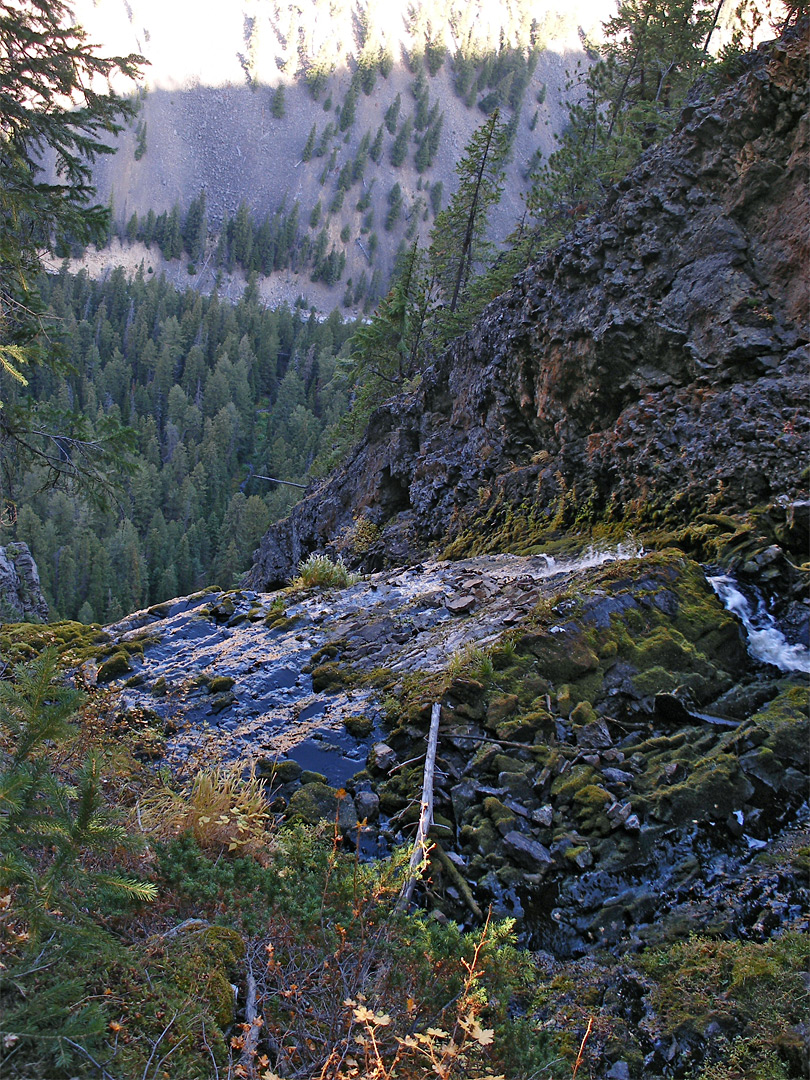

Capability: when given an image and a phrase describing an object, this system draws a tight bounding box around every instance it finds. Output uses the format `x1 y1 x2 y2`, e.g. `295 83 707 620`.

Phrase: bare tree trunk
397 702 441 911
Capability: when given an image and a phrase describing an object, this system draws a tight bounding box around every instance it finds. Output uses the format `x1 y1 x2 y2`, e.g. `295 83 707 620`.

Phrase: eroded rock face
0 543 49 623
249 28 809 589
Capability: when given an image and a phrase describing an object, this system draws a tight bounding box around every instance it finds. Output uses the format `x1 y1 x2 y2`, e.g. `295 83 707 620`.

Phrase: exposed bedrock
249 28 809 590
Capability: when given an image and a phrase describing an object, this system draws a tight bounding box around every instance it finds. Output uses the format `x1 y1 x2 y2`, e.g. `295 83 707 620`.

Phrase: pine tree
430 111 509 314
302 123 317 161
350 243 428 386
183 193 207 262
370 125 385 163
0 0 143 503
384 93 401 135
271 84 286 119
390 118 412 167
527 0 718 240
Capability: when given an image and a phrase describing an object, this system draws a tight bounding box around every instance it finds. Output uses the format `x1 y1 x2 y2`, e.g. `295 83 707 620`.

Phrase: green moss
165 925 245 1030
257 759 302 784
97 650 133 682
264 613 300 631
459 818 501 858
208 676 235 694
344 714 373 737
653 752 753 825
482 797 517 832
637 932 809 1079
494 716 542 742
570 701 597 725
300 770 328 785
311 662 353 693
0 620 112 666
633 664 680 696
746 683 809 759
550 763 595 803
572 784 613 833
286 783 357 833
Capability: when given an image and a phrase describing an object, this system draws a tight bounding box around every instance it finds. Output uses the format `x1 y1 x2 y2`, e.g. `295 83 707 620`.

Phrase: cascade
708 574 810 674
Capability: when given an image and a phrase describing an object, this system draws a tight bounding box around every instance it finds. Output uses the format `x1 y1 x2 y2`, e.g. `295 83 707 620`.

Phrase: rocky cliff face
0 543 49 624
249 27 809 590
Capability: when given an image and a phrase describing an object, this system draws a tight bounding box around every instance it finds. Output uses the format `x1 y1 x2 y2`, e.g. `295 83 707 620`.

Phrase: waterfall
708 574 810 674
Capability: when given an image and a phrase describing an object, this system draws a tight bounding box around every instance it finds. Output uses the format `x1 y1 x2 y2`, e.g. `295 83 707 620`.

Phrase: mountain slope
59 0 612 309
248 25 809 588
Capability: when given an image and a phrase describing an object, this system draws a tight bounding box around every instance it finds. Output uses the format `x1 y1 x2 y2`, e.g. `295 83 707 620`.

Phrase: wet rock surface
94 547 809 973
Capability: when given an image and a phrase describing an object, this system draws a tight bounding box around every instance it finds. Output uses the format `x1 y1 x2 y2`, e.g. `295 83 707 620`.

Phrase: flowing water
708 574 810 674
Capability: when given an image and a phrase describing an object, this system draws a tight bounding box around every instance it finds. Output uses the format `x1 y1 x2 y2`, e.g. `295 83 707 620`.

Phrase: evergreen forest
6 268 357 621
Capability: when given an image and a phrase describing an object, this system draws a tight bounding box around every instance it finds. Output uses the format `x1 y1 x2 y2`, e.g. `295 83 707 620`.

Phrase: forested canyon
0 2 808 1079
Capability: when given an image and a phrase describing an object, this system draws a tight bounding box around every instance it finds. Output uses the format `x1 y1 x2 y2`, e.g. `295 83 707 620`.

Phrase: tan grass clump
138 766 272 856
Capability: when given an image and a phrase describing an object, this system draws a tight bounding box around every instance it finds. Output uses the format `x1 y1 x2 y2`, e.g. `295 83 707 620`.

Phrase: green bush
292 552 359 589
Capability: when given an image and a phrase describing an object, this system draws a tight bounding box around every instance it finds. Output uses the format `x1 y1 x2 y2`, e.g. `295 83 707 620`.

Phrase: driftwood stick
443 733 537 750
254 474 307 489
397 702 441 911
239 971 261 1078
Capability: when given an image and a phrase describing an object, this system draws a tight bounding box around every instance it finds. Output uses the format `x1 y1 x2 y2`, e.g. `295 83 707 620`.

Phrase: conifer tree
527 0 719 239
0 0 143 507
302 122 317 161
430 111 509 314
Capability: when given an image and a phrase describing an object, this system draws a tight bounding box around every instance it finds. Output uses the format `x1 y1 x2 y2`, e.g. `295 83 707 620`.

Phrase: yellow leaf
471 1022 495 1046
373 1012 392 1027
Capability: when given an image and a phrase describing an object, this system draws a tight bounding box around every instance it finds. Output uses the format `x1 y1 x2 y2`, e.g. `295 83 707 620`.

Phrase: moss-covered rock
311 662 352 693
344 714 374 737
256 758 302 785
300 769 328 785
168 925 245 1029
97 650 133 682
482 797 517 835
208 675 235 694
572 784 613 834
286 783 358 834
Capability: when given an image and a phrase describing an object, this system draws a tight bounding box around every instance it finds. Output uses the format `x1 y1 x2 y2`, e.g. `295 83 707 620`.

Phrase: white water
708 574 810 674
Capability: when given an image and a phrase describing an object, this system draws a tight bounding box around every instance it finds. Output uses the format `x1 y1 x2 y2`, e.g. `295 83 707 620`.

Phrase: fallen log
396 701 441 912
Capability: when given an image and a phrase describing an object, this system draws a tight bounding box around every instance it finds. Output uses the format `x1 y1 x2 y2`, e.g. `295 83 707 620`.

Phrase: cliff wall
249 27 809 588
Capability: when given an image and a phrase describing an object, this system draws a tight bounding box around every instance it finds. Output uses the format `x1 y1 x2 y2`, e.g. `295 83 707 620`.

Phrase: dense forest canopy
7 268 356 621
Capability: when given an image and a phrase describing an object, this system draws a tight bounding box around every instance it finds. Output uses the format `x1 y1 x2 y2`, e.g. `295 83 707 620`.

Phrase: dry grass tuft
137 766 272 856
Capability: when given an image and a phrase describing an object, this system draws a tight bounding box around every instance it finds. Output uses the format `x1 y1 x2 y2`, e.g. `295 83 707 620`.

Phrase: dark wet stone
576 719 613 749
355 790 380 822
451 780 481 823
368 742 397 774
446 595 477 613
502 831 553 870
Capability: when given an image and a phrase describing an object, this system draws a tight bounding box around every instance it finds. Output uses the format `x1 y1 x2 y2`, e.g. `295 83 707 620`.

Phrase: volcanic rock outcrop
249 27 809 589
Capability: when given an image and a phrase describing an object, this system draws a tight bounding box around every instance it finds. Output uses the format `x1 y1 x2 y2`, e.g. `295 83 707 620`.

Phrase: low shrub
292 552 360 590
